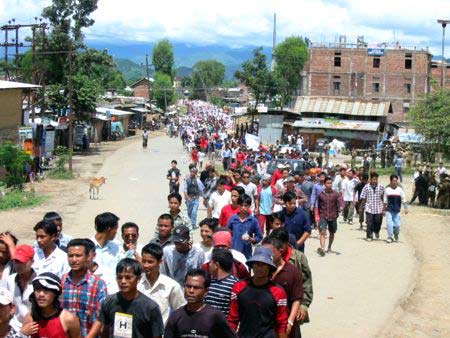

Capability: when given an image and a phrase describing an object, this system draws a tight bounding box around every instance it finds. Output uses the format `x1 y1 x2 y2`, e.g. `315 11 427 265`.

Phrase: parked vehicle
315 138 328 152
267 158 312 175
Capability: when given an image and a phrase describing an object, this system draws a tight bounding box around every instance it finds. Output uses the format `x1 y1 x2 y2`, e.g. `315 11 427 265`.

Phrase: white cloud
1 0 450 53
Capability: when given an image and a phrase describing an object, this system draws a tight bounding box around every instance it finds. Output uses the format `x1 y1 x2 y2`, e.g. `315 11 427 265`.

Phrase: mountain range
87 41 272 82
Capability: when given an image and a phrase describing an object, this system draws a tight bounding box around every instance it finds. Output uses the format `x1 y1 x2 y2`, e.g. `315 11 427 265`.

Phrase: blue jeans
396 167 403 182
186 198 199 228
386 211 401 238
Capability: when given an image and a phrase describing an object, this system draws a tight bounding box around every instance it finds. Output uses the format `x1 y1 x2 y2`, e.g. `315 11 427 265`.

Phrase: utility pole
67 38 74 172
437 19 450 88
31 26 36 122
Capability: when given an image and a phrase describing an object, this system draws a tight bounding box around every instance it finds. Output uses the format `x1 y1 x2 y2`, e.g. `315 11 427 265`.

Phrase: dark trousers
169 182 179 194
366 212 383 238
355 201 365 225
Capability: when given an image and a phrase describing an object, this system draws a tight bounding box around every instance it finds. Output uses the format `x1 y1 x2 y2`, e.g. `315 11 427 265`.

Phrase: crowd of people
0 100 446 338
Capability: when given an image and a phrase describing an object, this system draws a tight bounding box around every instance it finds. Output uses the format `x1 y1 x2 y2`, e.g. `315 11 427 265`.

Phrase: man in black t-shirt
167 160 181 194
98 258 164 338
165 268 235 338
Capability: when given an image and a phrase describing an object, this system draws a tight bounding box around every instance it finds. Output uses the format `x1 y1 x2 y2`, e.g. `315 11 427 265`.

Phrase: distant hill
176 66 192 78
88 41 271 80
114 58 146 83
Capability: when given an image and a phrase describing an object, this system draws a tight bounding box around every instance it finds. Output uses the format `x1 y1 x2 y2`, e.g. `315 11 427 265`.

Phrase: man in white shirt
6 244 36 334
238 170 259 213
208 178 231 220
257 156 268 176
32 220 70 278
138 243 185 324
332 167 347 193
341 169 359 224
118 222 144 261
91 212 121 290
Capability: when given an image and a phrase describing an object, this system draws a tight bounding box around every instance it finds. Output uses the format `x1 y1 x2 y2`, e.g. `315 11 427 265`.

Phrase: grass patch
0 190 46 210
47 169 76 180
375 166 415 176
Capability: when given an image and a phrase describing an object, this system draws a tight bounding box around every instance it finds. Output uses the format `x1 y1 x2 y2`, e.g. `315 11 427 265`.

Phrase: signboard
44 129 56 156
368 48 385 56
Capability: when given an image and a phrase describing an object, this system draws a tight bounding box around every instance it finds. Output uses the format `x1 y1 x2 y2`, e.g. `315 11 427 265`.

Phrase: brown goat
89 176 106 199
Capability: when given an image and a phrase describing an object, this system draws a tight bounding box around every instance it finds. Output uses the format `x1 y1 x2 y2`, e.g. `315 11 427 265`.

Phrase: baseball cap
0 287 13 305
171 225 190 243
286 176 295 183
277 163 284 169
213 231 232 248
12 244 35 263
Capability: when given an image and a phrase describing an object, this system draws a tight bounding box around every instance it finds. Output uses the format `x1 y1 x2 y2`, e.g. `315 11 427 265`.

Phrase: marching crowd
0 100 442 338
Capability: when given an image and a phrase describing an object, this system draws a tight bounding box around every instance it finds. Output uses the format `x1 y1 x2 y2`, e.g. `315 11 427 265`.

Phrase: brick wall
0 126 19 143
430 64 450 89
303 47 432 122
133 84 150 100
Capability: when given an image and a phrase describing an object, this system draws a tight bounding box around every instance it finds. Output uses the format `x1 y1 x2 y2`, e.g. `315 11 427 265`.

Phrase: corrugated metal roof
293 96 390 117
0 80 40 90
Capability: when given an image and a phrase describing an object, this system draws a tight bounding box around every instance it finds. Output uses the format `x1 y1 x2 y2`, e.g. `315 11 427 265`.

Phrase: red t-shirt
271 170 283 186
228 279 288 335
192 149 199 161
236 152 246 164
219 204 240 226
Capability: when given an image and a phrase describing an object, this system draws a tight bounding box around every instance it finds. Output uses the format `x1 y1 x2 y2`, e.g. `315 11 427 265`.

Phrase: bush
54 146 70 171
0 142 31 189
0 190 46 210
48 169 75 179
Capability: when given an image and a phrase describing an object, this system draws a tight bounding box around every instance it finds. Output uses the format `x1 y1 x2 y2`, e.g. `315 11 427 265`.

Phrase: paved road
65 134 416 337
67 135 204 242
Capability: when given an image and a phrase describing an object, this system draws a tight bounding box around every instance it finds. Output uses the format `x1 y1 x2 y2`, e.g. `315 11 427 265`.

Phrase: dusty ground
1 134 449 337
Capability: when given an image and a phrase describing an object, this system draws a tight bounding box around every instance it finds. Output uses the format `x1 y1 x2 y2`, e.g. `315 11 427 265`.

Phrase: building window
404 83 411 94
403 106 410 114
373 57 380 68
334 51 341 67
333 81 341 94
405 53 412 69
372 82 380 93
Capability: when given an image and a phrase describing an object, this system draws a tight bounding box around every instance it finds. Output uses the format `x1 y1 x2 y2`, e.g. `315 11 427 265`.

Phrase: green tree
71 74 101 116
408 89 450 153
191 60 225 101
235 47 273 111
152 39 174 79
0 142 31 189
273 36 308 107
152 72 175 111
42 0 99 43
74 48 126 91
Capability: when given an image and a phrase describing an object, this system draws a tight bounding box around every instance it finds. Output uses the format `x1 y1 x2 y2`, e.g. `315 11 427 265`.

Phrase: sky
1 0 450 54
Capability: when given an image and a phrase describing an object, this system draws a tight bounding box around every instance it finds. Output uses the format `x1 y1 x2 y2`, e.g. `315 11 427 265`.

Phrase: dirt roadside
378 206 450 337
0 130 164 243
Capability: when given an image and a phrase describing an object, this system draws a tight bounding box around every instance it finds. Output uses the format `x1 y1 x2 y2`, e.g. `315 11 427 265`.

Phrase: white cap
0 287 13 305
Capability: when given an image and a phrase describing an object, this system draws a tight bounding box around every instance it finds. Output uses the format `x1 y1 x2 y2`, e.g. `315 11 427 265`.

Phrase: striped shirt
61 271 107 337
204 274 238 316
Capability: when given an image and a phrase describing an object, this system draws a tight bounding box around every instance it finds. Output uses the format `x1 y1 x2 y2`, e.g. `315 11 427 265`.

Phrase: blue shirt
394 157 403 169
259 186 274 215
227 214 263 258
281 207 311 251
310 182 325 208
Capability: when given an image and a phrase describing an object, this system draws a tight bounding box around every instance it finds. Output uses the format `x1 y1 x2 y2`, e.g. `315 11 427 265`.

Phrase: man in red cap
5 245 36 335
201 230 249 280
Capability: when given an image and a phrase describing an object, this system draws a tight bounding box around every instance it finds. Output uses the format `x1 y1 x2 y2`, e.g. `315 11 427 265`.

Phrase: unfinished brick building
300 42 433 123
